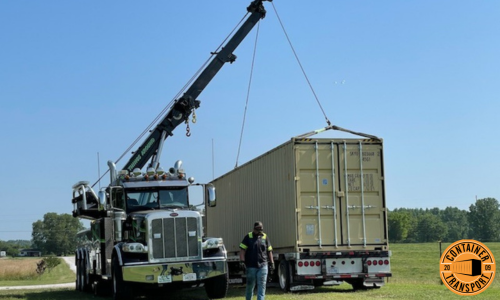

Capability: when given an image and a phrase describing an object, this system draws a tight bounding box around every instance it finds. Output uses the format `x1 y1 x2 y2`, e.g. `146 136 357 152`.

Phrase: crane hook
185 120 191 137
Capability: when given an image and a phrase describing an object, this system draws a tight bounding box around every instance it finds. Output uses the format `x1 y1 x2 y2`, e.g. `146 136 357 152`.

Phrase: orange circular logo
440 239 496 296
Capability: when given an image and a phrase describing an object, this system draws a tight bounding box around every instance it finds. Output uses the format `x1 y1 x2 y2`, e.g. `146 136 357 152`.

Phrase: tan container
206 137 388 255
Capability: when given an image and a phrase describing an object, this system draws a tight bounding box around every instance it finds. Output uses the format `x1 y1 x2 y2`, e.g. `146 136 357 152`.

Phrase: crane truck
71 1 271 299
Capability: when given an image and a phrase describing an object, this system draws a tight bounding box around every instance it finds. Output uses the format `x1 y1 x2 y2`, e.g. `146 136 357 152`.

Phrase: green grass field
0 257 75 287
0 243 498 299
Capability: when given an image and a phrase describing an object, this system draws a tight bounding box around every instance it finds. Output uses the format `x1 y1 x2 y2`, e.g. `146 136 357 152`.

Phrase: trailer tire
313 279 325 287
278 260 292 292
350 279 381 290
112 256 131 300
204 272 229 299
350 279 366 290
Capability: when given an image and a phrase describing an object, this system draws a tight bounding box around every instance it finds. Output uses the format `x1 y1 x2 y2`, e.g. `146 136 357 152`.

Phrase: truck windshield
126 188 188 211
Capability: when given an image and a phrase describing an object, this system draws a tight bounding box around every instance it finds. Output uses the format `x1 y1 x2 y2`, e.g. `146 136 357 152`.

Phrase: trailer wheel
204 272 229 299
350 279 381 290
313 279 325 287
278 260 291 292
349 279 366 290
112 256 131 300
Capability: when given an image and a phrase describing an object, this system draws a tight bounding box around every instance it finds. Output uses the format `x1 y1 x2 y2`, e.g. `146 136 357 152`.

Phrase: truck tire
278 260 291 292
82 258 91 292
76 258 82 291
78 259 86 291
112 256 131 300
204 273 229 299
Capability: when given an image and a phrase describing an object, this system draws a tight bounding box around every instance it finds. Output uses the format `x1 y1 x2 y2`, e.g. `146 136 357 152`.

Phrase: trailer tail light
378 260 383 265
297 260 321 267
367 260 372 266
384 260 389 265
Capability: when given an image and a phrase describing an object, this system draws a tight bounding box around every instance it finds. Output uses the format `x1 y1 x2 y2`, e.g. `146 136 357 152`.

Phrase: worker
239 221 274 300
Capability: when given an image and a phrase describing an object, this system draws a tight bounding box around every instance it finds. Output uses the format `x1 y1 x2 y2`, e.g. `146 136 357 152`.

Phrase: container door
296 142 341 247
337 141 387 246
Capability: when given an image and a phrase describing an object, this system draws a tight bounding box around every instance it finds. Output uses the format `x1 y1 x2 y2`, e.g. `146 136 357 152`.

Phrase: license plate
183 273 197 281
158 275 172 283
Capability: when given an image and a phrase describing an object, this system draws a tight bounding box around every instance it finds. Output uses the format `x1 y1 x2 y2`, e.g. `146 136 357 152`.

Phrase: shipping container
206 137 391 291
453 259 482 276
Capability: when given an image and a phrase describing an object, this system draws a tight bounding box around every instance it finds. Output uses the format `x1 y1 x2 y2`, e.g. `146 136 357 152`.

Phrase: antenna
97 152 101 190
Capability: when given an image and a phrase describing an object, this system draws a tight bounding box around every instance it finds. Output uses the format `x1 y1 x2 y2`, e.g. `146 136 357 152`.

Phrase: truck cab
72 161 226 299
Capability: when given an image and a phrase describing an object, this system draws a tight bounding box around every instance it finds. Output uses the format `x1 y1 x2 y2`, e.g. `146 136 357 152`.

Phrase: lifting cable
92 12 251 188
235 22 261 168
271 2 331 127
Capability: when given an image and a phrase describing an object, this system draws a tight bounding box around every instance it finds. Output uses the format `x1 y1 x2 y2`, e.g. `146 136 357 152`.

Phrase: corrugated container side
207 141 297 253
207 137 388 254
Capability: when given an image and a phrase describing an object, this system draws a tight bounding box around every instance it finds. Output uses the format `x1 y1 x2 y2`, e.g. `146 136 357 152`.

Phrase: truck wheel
76 258 82 291
204 273 229 299
82 258 91 292
93 281 99 297
79 259 86 291
278 260 291 292
112 257 131 300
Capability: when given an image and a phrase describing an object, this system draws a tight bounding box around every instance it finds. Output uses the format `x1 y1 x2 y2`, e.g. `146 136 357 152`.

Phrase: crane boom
123 0 270 172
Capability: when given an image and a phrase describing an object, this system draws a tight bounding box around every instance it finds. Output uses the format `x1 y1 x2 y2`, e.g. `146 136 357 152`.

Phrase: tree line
1 213 83 257
388 197 500 243
0 240 31 256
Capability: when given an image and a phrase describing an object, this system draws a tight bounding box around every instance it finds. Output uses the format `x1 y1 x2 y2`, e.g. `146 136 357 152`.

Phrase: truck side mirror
98 191 106 208
206 184 216 207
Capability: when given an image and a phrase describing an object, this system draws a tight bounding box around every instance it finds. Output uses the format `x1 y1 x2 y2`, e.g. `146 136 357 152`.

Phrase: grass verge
0 243 498 299
0 257 74 287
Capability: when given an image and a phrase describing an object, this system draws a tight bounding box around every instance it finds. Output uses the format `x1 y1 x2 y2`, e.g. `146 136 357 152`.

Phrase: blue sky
1 0 499 241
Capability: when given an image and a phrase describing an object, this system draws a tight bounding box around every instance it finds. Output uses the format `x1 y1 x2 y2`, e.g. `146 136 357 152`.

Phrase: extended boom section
123 0 271 173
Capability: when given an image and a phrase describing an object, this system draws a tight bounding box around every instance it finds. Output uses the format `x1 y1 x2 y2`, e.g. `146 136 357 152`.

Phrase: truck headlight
122 243 148 253
202 238 223 250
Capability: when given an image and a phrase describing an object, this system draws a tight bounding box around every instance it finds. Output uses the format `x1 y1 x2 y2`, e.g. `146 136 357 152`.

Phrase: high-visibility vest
240 232 273 251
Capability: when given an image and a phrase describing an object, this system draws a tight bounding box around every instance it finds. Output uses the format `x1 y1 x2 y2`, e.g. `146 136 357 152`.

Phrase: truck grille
151 217 199 260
